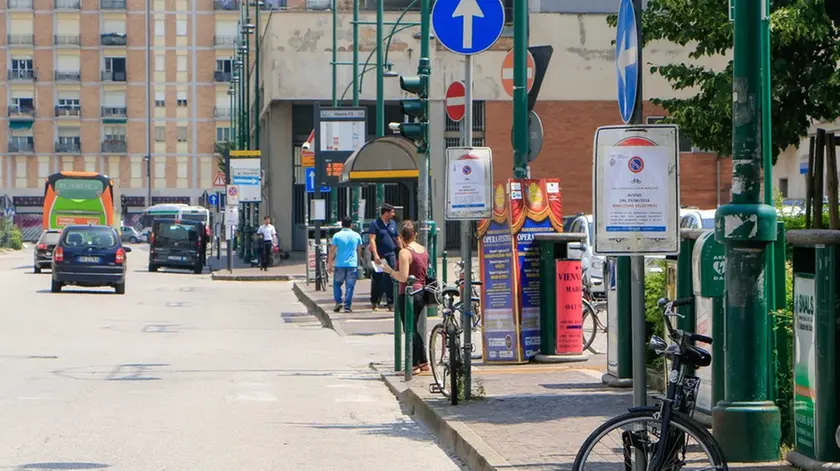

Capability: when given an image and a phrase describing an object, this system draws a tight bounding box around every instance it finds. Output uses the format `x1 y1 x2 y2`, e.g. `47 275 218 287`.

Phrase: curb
292 281 348 336
371 363 510 471
211 273 305 281
787 451 840 471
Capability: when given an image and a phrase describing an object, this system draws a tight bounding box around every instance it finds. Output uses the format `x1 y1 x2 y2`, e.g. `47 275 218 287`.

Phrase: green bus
42 171 122 231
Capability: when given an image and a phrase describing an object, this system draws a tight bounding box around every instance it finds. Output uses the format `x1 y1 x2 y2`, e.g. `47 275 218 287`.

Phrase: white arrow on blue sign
615 0 639 124
432 0 505 55
305 168 330 194
232 176 260 185
208 193 219 207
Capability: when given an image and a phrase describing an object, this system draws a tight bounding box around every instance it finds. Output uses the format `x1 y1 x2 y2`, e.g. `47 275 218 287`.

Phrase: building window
177 55 187 72
216 59 232 73
503 0 513 25
177 126 187 142
155 19 164 36
779 178 789 198
155 54 164 72
176 19 187 36
155 91 165 107
57 98 79 108
177 91 187 107
645 116 697 153
155 126 165 142
216 127 231 142
104 125 125 141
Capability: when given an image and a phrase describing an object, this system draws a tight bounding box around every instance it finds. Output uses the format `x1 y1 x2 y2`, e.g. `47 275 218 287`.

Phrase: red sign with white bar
445 81 466 122
501 49 535 98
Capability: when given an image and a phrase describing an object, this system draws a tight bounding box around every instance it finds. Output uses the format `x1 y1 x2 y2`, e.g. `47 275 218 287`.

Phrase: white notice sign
445 147 494 220
320 121 365 152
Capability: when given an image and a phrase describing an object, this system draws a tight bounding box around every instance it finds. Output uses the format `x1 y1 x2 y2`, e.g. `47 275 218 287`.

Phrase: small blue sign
232 176 259 185
432 0 505 55
305 168 330 194
615 0 639 124
208 193 219 208
4 207 14 218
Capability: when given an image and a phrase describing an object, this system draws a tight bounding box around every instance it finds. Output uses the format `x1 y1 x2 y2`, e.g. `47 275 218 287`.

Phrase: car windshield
157 223 198 245
40 232 61 245
62 227 117 248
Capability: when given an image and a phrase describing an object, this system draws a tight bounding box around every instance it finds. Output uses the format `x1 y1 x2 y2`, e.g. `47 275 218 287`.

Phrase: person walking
368 203 402 311
328 216 363 313
380 220 429 375
255 216 277 271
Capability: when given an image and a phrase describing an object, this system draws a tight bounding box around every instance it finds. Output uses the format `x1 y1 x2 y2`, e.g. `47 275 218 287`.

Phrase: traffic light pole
351 0 361 226
712 0 781 460
512 0 528 178
417 0 430 249
375 0 386 211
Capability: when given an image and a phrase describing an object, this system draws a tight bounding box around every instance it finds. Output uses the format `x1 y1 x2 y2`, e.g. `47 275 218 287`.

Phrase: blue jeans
371 253 396 306
333 267 358 308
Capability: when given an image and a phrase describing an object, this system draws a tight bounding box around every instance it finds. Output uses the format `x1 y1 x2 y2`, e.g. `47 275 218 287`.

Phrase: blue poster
480 220 518 362
516 217 554 358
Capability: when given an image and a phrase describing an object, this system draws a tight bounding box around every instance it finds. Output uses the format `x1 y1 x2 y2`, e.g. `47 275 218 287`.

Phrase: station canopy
339 136 420 184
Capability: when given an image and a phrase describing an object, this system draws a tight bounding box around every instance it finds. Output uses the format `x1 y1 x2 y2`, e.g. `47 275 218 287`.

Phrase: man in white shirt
256 216 277 271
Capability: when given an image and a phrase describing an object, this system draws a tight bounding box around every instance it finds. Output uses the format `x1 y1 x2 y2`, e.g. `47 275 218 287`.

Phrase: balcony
8 70 36 81
55 106 81 118
54 34 81 46
55 141 81 153
214 71 232 82
101 70 126 82
55 0 81 8
101 140 127 153
8 141 34 154
100 0 126 8
8 106 35 119
55 70 81 81
214 35 236 46
100 34 127 46
214 0 238 10
7 34 34 46
8 0 33 9
214 107 231 118
101 106 127 118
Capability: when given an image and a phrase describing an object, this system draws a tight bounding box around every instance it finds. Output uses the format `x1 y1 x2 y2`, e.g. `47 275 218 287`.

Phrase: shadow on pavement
17 463 110 470
273 421 437 443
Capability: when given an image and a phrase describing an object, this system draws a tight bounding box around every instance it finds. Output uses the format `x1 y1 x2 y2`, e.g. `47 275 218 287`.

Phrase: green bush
644 260 668 370
0 221 23 250
772 261 795 448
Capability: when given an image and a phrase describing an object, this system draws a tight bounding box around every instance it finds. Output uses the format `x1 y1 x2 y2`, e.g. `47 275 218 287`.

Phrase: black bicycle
572 296 728 471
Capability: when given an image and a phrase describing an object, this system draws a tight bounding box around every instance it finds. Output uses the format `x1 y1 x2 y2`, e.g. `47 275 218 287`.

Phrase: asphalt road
0 245 464 471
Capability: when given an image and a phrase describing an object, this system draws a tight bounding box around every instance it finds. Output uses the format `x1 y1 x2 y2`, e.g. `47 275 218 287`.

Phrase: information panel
314 106 367 187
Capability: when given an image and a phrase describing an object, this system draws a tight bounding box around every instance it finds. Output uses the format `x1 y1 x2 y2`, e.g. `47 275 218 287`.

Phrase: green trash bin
786 230 840 466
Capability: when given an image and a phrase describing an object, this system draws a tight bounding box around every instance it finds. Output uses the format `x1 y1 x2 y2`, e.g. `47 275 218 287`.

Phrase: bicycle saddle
441 285 461 297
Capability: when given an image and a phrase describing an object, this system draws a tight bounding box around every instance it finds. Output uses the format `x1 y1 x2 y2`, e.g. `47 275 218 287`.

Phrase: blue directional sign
432 0 505 55
305 168 330 194
232 176 259 185
208 193 219 208
615 0 639 124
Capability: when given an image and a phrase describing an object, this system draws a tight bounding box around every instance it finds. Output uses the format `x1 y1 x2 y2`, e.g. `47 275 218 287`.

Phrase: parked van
148 219 207 274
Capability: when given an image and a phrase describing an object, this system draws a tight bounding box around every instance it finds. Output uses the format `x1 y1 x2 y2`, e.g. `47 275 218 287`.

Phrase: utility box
786 230 840 466
691 230 726 416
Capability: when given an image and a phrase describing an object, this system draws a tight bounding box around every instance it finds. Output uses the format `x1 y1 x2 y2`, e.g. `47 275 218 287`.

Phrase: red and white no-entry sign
445 81 466 122
501 49 535 98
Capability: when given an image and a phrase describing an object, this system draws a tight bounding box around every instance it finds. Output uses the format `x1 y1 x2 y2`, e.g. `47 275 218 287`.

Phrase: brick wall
484 100 732 215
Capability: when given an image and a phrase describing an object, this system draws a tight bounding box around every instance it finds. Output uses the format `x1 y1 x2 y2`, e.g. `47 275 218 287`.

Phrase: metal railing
101 70 126 82
100 0 126 8
7 34 34 45
214 107 231 118
55 106 81 117
214 71 232 82
54 34 81 46
214 0 238 10
55 70 81 81
55 0 81 8
8 141 34 153
101 106 127 118
8 70 35 80
8 106 35 118
100 34 127 46
55 142 81 153
8 0 33 9
214 35 236 46
101 140 127 153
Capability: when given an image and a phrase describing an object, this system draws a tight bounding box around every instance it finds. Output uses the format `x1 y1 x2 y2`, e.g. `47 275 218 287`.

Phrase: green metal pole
512 0 529 178
394 283 402 372
351 0 361 226
375 0 385 208
711 0 781 461
328 0 338 225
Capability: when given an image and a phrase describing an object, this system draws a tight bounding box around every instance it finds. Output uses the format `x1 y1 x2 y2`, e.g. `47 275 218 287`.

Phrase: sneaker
344 306 352 313
370 303 378 311
386 304 394 312
333 303 342 313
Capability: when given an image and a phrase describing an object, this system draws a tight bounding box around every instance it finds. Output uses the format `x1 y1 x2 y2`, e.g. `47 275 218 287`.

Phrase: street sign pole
462 53 474 400
512 0 528 178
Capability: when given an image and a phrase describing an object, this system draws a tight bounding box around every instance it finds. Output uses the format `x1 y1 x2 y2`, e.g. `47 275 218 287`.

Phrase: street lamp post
512 0 528 178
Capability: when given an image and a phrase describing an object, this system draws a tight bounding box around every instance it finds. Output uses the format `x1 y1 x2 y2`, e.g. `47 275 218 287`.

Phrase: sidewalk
293 279 795 471
208 245 306 281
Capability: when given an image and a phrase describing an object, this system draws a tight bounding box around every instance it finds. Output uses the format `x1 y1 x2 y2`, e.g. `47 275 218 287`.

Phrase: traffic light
120 194 127 209
398 74 429 152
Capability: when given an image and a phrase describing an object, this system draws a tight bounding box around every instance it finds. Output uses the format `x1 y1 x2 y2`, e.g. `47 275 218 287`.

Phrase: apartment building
0 0 242 220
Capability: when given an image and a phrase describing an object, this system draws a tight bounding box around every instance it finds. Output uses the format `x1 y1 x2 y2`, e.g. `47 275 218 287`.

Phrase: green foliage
772 261 795 447
607 0 840 164
644 261 669 369
215 141 232 174
0 220 23 250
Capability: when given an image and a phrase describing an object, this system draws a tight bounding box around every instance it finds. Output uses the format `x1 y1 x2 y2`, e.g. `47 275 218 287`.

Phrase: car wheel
34 264 41 274
130 237 138 243
115 282 126 295
193 264 203 275
149 264 158 272
50 279 62 293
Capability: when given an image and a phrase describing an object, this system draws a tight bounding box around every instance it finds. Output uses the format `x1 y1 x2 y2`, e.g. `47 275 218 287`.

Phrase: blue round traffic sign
432 0 505 55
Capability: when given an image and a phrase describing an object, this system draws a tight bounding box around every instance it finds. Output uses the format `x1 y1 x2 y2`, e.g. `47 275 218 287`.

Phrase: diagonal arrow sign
452 0 484 50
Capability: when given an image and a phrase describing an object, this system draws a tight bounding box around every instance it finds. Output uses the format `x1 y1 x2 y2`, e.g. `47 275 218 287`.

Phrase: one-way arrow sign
432 0 504 55
305 168 330 194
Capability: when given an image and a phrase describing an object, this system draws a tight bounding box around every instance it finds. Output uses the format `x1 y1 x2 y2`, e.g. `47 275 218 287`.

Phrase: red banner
555 260 583 354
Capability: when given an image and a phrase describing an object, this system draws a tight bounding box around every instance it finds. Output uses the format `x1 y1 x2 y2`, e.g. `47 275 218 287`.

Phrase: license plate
168 255 185 261
77 256 100 263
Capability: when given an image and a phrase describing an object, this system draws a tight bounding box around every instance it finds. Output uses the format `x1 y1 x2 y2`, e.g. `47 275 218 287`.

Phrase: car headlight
591 260 604 271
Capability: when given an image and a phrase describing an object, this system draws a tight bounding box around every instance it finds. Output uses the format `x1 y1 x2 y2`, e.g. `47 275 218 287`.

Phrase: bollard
393 282 402 372
426 221 438 319
404 279 415 382
442 250 448 284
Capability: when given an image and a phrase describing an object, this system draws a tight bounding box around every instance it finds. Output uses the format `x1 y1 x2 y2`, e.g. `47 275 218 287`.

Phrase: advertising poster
694 296 714 414
478 183 520 363
794 274 817 456
555 260 583 354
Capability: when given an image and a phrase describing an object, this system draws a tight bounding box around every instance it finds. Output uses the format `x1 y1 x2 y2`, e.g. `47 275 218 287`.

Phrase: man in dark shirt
368 203 402 310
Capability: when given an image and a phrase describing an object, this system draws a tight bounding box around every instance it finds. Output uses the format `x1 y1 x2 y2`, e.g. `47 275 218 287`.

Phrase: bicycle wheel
581 299 598 352
573 408 728 471
428 324 450 398
447 324 460 406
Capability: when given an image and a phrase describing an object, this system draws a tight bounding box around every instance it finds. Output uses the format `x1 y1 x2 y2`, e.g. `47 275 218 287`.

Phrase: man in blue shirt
328 216 363 313
368 203 402 311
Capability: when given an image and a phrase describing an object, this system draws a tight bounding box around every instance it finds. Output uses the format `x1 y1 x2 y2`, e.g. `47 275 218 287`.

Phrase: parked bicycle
316 244 329 288
426 278 481 405
572 296 727 471
581 265 607 353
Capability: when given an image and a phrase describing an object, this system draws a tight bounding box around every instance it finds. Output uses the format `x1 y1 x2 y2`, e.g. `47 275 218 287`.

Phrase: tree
609 0 840 164
215 141 232 174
